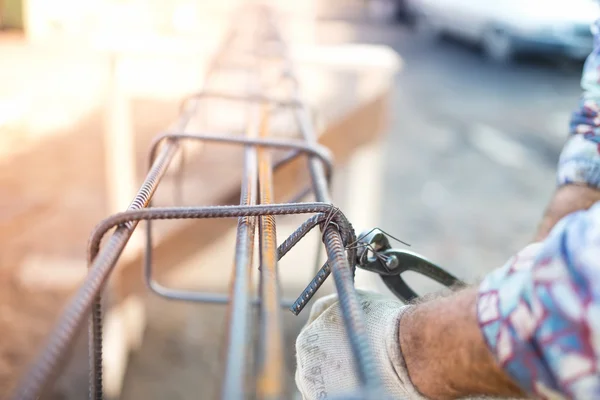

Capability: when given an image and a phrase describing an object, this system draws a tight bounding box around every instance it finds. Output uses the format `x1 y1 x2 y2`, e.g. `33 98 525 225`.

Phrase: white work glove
295 290 528 400
294 290 424 400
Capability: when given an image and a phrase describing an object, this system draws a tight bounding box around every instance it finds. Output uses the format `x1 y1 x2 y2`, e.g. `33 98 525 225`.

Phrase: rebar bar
322 226 382 393
255 106 285 398
263 10 385 393
221 104 260 400
149 132 334 181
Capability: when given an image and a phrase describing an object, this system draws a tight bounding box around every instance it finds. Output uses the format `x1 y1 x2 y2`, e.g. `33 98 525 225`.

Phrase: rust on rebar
256 104 285 398
221 97 260 399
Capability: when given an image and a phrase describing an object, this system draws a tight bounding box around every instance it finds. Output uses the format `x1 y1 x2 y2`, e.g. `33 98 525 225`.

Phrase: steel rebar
221 112 259 399
149 132 334 182
255 105 285 399
265 10 385 394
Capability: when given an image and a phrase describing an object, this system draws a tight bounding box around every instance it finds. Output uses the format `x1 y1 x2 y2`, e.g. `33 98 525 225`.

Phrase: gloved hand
295 290 530 400
294 289 425 400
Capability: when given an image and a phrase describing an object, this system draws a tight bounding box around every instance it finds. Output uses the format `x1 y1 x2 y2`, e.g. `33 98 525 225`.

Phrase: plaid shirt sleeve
476 19 600 400
560 19 600 190
477 203 600 399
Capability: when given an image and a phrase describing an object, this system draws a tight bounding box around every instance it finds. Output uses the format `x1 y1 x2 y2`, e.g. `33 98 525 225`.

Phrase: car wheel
481 27 514 64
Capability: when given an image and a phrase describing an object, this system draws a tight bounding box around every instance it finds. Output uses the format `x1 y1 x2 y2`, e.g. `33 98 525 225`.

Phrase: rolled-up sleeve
561 19 600 189
477 17 600 399
477 203 600 399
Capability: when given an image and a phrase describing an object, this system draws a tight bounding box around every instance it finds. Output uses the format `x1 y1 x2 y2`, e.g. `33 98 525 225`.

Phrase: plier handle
355 229 464 303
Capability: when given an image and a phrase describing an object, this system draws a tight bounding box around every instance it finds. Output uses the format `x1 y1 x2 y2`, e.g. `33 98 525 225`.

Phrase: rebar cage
12 4 389 400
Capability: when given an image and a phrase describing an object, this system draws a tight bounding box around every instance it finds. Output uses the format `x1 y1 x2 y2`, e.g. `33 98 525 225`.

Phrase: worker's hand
294 290 425 400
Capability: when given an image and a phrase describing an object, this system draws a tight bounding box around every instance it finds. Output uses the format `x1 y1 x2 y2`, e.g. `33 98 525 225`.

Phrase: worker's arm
297 205 600 400
404 202 600 399
434 27 600 398
401 22 600 399
400 29 600 399
536 18 600 240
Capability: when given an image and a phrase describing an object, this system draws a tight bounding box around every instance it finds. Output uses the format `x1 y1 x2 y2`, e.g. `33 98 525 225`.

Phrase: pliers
355 228 465 303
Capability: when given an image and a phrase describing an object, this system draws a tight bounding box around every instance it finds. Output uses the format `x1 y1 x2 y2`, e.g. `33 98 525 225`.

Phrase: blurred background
0 0 592 398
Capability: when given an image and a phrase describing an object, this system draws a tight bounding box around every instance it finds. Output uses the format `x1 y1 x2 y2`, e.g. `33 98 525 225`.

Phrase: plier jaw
355 228 465 303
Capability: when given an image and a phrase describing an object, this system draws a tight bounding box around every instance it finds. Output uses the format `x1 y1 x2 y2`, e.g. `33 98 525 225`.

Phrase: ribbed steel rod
91 203 351 249
87 139 178 399
263 9 385 395
140 209 356 308
255 107 285 399
221 106 260 400
149 132 334 181
323 226 382 393
138 204 355 306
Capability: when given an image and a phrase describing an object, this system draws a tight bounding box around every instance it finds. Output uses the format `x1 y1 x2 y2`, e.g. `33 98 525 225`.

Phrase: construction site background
3 0 560 398
0 1 394 398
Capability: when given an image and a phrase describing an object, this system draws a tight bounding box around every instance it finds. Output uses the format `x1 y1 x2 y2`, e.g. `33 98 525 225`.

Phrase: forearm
399 288 525 400
534 20 600 240
534 184 600 241
399 21 600 400
399 51 600 400
533 18 600 240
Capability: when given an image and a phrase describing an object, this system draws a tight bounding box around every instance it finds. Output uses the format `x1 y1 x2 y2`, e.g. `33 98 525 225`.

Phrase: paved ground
335 18 582 285
118 13 587 399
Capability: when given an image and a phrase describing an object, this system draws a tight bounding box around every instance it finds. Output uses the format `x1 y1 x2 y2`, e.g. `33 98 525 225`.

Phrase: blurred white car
406 0 598 62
